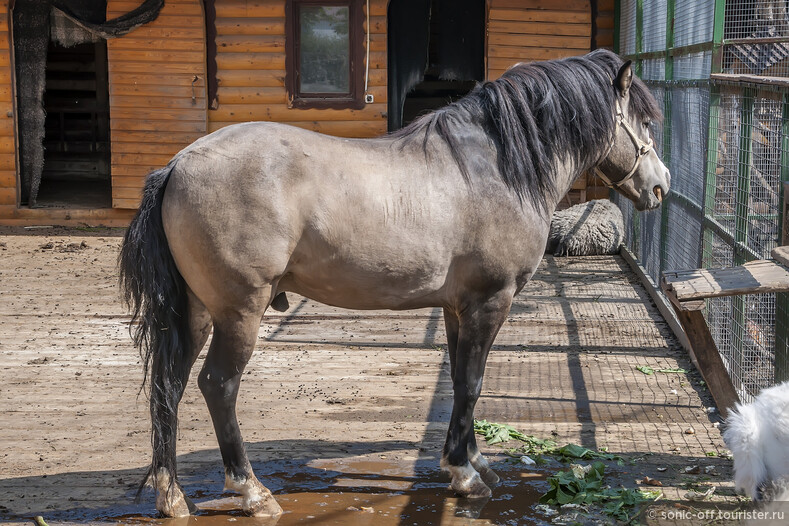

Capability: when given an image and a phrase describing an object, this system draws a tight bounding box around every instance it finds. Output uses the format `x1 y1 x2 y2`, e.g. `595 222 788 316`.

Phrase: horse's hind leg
441 292 512 498
153 289 212 517
198 310 282 518
443 308 500 486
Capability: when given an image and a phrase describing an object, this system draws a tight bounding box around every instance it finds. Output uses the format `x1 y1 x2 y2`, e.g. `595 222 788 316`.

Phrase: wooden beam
669 302 741 416
772 246 789 268
662 260 789 304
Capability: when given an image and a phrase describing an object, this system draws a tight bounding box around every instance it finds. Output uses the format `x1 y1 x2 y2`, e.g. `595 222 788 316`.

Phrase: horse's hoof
479 467 500 486
153 469 193 518
244 491 283 519
451 472 492 499
155 486 192 518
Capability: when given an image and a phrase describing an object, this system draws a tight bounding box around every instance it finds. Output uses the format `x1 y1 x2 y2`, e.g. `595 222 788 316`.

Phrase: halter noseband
595 99 654 188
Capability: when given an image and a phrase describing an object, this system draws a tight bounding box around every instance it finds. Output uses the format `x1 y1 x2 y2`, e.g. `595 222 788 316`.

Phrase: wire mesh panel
724 0 789 77
747 95 783 258
642 58 666 81
670 86 709 207
639 207 663 284
674 51 713 79
616 0 789 400
707 90 742 239
615 193 638 254
665 201 703 271
649 86 667 155
674 0 715 47
712 291 777 402
725 0 789 40
643 0 668 53
620 0 638 55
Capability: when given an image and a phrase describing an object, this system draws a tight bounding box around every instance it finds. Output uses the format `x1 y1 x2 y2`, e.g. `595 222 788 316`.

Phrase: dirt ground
0 226 761 525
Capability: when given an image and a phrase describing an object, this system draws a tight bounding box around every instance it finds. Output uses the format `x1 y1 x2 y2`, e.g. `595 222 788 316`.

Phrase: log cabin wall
596 0 615 50
486 0 593 81
0 2 17 215
106 0 207 209
0 0 616 223
208 0 387 138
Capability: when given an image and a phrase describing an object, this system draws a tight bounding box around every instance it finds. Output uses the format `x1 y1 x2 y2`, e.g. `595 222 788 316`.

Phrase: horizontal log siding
0 4 17 212
486 0 593 80
596 0 614 49
106 0 207 209
209 0 387 137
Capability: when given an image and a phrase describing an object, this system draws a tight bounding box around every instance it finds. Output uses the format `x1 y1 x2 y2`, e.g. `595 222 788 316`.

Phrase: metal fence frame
614 0 789 402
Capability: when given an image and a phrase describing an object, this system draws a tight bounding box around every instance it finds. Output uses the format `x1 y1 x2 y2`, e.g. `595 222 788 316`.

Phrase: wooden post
664 298 741 416
783 182 789 247
659 0 674 272
775 94 789 382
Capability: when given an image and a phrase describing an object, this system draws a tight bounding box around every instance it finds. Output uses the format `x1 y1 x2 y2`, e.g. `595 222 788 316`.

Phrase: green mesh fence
614 0 789 402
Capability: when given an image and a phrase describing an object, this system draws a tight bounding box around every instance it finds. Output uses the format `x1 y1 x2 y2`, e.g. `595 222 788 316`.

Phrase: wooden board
486 1 592 82
107 0 207 209
772 246 789 268
672 307 741 416
662 260 789 306
0 1 15 209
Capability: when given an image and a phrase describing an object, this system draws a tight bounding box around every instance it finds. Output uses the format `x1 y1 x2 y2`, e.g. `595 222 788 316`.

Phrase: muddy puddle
37 458 555 526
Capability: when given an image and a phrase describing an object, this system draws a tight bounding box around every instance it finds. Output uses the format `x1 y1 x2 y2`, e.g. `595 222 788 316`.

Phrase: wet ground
0 227 748 525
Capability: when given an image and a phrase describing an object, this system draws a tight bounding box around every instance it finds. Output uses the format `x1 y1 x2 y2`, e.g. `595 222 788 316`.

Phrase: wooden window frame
285 0 365 110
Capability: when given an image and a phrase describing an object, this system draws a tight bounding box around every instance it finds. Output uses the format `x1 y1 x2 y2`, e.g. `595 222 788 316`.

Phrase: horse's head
595 61 670 211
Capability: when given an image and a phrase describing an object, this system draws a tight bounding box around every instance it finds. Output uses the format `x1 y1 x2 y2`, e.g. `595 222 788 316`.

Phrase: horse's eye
643 121 651 129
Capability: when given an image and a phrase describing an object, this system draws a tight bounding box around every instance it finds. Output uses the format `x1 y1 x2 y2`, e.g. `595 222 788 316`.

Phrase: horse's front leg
443 307 499 486
441 292 512 498
198 313 282 519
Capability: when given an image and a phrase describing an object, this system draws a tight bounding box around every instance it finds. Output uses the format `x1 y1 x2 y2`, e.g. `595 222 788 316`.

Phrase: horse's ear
615 60 633 98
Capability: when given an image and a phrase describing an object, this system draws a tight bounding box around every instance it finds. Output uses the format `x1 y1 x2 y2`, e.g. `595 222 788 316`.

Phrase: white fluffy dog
723 381 789 501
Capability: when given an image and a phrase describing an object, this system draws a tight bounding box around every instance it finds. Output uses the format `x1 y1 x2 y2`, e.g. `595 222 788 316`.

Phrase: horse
119 49 669 518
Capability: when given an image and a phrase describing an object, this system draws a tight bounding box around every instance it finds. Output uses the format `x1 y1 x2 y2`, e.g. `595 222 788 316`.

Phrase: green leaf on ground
474 420 624 464
636 366 688 375
540 462 660 524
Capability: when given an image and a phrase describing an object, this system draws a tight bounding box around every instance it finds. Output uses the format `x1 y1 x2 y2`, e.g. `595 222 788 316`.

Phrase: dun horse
120 49 669 517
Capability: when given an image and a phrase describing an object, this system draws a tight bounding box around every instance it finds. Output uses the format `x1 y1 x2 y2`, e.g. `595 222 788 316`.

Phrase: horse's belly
279 259 448 311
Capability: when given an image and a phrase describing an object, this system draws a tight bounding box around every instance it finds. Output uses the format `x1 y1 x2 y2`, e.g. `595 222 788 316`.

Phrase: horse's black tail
119 162 192 499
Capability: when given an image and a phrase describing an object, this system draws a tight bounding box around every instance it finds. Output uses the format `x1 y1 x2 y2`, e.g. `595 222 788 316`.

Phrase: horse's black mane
390 49 663 212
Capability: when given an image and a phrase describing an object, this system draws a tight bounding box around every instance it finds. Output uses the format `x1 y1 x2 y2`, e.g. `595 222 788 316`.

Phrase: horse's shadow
0 438 430 523
0 443 741 525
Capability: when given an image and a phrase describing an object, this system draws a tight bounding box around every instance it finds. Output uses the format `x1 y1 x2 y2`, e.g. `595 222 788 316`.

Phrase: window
286 0 365 109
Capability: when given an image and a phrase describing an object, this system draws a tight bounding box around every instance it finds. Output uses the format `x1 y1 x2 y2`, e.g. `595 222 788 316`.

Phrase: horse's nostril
654 186 663 202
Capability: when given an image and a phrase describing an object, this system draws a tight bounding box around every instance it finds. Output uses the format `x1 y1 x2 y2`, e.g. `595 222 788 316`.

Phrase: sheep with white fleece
546 199 625 256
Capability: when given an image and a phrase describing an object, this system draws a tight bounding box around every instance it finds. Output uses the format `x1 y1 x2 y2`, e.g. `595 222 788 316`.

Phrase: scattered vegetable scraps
473 420 624 464
540 461 660 524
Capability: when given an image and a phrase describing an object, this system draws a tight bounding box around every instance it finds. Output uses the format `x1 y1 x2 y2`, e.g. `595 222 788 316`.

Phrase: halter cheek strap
595 99 654 188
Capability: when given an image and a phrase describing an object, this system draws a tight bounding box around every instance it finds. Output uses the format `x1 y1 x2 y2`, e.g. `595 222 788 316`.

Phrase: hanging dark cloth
13 0 164 206
430 0 484 82
387 0 431 131
387 0 484 131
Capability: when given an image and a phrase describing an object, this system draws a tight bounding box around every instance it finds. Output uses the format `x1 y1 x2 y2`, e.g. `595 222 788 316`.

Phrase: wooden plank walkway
0 227 739 525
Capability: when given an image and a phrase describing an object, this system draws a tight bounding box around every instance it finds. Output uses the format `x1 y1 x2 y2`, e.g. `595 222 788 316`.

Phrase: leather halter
595 99 654 188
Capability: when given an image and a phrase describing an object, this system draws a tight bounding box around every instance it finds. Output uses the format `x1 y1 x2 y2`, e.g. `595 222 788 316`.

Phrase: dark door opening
35 40 111 208
387 0 485 131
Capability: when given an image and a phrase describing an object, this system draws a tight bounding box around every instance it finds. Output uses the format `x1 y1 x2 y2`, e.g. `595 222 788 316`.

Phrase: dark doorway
387 0 485 131
35 40 111 208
